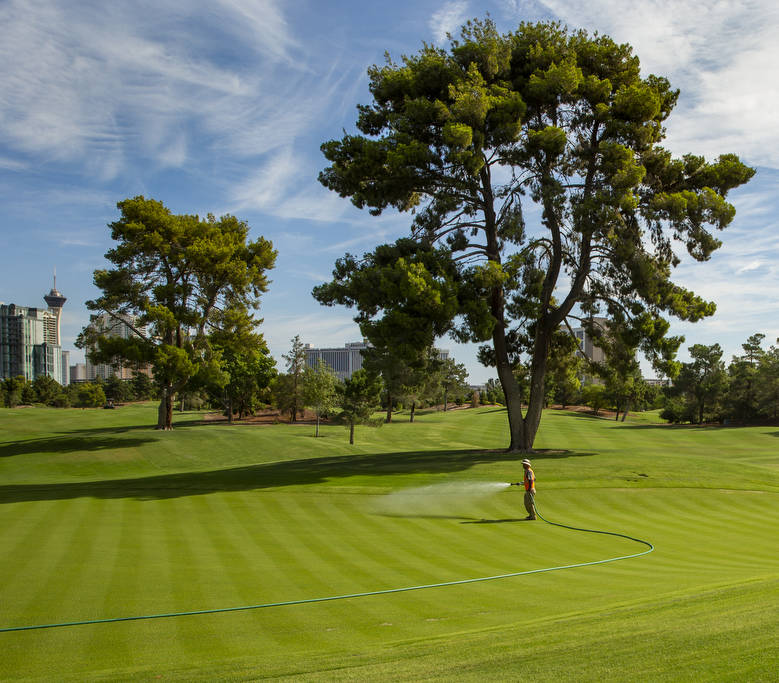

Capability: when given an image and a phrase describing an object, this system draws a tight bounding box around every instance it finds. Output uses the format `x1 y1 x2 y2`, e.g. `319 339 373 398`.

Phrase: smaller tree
3 376 27 408
76 383 106 408
303 359 340 437
270 374 296 421
20 381 36 405
131 372 155 400
725 333 765 421
362 343 413 423
437 358 468 411
659 395 693 424
483 378 505 404
207 318 276 423
402 347 444 422
33 375 61 405
282 335 307 423
581 383 607 416
104 376 135 403
338 369 382 444
545 330 584 409
672 343 728 424
755 340 779 420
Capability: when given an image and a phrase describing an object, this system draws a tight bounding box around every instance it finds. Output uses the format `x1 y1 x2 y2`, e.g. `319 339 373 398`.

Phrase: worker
521 458 536 520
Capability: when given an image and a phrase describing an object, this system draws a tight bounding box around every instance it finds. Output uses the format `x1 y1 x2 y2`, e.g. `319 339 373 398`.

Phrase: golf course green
1 404 777 680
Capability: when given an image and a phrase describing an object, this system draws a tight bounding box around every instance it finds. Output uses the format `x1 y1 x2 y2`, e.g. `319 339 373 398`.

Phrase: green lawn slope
1 404 777 680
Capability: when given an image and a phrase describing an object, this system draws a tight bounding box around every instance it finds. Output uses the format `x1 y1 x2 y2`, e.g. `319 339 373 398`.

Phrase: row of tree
661 334 779 424
1 371 157 409
2 375 104 408
268 335 471 443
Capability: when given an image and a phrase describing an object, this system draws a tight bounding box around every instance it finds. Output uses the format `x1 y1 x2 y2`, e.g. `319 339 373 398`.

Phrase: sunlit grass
0 404 777 680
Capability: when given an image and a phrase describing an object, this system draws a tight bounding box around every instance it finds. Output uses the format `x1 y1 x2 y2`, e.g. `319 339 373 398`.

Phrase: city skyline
1 1 778 383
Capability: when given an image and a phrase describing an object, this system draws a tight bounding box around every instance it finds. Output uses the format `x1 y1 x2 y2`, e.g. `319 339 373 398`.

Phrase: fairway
1 405 777 680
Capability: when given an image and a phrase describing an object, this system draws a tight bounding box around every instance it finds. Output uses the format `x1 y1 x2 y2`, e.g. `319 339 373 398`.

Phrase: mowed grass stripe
1 499 97 674
154 494 240 659
0 500 64 611
291 494 435 633
15 498 97 623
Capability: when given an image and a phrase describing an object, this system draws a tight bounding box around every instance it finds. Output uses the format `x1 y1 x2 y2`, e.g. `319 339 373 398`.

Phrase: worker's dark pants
524 491 536 519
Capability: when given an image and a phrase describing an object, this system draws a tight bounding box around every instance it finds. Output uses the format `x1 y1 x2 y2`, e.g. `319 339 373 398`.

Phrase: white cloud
430 1 470 44
530 0 779 167
735 260 763 274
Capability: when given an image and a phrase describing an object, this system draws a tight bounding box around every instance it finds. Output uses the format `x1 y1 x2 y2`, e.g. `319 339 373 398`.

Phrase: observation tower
43 270 67 346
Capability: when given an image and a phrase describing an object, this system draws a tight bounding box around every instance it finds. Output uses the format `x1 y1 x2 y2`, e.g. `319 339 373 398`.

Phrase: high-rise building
305 341 368 380
61 350 71 386
304 341 450 380
564 317 608 364
70 363 87 383
1 277 76 385
0 303 63 383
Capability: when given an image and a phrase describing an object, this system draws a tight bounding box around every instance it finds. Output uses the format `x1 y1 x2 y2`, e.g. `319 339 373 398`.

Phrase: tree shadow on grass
0 435 157 458
52 419 205 436
0 448 595 504
0 419 208 459
377 513 477 521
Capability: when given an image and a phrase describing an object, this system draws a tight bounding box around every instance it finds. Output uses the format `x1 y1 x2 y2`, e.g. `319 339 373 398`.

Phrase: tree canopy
80 196 276 429
315 18 754 451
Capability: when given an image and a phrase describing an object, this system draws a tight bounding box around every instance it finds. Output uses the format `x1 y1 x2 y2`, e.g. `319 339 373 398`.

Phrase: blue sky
1 0 777 383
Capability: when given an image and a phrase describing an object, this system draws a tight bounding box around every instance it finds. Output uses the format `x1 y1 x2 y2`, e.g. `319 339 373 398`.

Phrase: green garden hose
0 494 652 633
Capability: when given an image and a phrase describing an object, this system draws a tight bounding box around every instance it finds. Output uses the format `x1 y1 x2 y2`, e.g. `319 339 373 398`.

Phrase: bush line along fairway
0 404 777 680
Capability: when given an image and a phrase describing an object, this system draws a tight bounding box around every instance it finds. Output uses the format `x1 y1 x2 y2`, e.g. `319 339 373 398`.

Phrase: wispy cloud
0 0 310 181
522 1 779 167
430 1 470 44
214 0 300 64
734 260 764 274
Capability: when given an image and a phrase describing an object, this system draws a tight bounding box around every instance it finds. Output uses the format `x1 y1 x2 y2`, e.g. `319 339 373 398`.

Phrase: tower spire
44 270 67 346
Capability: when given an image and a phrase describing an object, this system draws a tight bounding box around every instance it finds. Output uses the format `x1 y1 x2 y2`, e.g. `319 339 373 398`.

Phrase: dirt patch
549 404 618 419
202 407 326 425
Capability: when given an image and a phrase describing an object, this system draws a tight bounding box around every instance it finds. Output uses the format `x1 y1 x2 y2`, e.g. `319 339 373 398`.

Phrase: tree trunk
621 399 630 422
410 400 416 423
315 413 320 437
349 421 354 445
385 391 393 423
157 386 173 430
522 356 548 451
493 323 551 453
443 388 448 411
228 395 234 425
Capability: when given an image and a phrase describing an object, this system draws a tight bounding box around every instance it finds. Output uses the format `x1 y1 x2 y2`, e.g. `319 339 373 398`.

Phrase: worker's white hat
521 458 531 466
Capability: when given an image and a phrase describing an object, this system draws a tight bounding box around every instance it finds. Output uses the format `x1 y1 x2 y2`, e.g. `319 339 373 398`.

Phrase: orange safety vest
524 467 535 491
